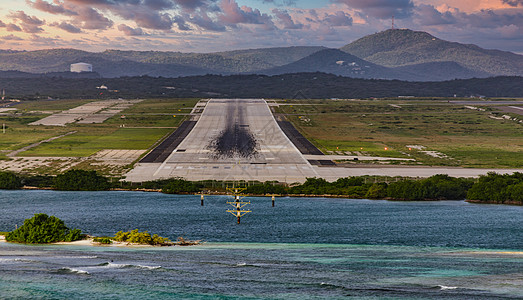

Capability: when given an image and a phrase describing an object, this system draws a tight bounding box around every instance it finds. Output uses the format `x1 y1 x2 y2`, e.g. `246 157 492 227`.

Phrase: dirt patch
30 99 143 126
91 150 145 164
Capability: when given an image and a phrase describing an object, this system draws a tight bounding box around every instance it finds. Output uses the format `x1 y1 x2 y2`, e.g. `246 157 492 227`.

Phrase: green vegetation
1 74 522 100
5 213 83 244
0 120 69 152
14 99 94 111
289 177 368 197
245 181 288 195
21 174 55 188
0 171 22 189
22 127 171 157
93 237 113 244
386 175 473 201
279 99 522 168
114 229 172 246
467 172 523 204
247 175 473 201
53 169 110 191
161 179 201 194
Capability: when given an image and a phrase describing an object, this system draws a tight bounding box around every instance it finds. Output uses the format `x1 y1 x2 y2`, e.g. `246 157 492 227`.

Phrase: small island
1 213 202 247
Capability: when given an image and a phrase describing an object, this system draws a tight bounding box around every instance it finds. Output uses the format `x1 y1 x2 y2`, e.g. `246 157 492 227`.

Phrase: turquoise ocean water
0 190 522 299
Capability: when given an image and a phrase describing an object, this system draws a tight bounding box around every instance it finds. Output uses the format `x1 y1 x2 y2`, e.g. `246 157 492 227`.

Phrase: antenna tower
392 16 395 30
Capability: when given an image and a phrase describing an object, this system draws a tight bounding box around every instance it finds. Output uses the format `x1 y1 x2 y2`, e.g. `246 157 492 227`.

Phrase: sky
0 0 522 53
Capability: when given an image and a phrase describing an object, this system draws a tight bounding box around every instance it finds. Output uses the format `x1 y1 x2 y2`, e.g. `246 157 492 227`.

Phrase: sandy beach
0 235 177 247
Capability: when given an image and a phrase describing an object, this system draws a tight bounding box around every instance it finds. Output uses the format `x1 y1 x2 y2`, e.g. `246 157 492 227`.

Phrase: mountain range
1 29 522 81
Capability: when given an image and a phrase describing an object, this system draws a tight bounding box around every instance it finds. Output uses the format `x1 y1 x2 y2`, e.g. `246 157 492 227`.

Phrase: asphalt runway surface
126 99 319 182
140 121 197 163
208 100 258 159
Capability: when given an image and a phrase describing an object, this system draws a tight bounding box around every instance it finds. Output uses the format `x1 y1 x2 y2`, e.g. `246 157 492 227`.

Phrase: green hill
393 61 488 81
340 29 523 76
260 49 489 81
261 49 400 79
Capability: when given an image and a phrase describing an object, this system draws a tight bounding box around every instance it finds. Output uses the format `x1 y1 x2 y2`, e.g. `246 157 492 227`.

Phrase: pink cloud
9 11 45 26
335 0 414 19
6 24 23 32
72 6 113 30
323 11 353 27
8 10 46 33
26 0 78 16
50 21 83 33
188 11 226 31
272 9 303 29
1 34 24 41
218 0 274 28
117 24 146 36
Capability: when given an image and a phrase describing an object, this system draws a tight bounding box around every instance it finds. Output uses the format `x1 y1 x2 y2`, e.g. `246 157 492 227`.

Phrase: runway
126 99 319 182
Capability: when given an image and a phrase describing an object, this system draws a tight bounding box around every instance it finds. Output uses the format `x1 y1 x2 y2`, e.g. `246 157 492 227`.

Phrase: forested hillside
0 46 324 76
260 49 399 79
1 73 522 100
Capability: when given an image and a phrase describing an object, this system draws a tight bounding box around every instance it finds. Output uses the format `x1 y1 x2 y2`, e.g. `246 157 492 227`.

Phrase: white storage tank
70 62 93 73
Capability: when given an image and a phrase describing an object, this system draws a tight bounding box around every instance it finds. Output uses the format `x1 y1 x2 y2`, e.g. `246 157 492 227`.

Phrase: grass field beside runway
20 127 171 157
0 98 198 158
14 99 95 111
278 99 523 168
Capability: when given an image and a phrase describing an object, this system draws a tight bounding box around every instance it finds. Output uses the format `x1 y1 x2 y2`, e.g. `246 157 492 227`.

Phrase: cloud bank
0 0 520 54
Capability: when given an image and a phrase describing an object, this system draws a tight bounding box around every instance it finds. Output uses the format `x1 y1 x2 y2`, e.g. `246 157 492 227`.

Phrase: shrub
93 237 113 244
54 169 110 191
245 181 288 194
22 175 55 188
386 175 472 200
290 177 330 194
161 179 200 194
113 229 172 245
0 171 22 190
65 228 83 242
6 213 84 244
467 172 523 204
114 230 130 242
365 183 388 199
